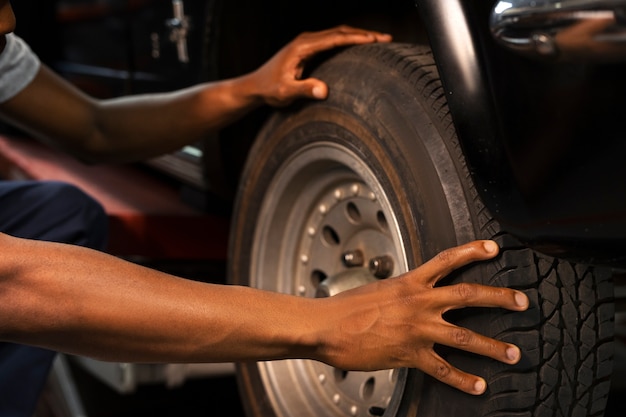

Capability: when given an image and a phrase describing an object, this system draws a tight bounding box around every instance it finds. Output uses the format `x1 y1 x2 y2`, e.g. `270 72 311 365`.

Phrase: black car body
425 0 626 267
18 0 625 267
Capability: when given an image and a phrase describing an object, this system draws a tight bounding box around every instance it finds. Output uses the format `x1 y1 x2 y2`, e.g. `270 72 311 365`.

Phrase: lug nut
369 255 394 279
342 250 364 267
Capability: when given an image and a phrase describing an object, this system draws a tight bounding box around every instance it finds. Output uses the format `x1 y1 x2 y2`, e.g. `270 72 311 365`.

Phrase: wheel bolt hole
369 406 386 416
377 211 388 230
334 368 349 382
311 269 327 288
361 377 376 400
322 225 341 246
346 202 361 223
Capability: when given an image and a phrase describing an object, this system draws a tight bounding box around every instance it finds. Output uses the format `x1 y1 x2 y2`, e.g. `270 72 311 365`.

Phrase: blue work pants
0 180 107 417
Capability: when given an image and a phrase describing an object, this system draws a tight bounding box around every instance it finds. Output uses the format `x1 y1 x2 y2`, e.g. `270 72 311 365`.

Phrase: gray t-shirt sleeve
0 33 41 103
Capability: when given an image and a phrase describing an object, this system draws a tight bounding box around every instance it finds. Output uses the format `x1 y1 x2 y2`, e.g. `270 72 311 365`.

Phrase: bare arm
0 234 527 395
0 26 392 163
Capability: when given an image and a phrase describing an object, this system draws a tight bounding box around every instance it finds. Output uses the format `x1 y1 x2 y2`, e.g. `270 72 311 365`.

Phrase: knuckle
454 283 476 301
275 85 292 101
433 362 451 380
455 373 471 390
295 30 313 40
451 327 473 346
487 340 501 357
285 42 304 56
434 248 454 266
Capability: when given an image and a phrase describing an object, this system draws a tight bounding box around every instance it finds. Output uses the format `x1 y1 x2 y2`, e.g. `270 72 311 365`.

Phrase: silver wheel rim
250 141 412 417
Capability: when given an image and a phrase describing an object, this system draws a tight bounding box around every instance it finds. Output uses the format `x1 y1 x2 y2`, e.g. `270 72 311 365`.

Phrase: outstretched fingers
418 240 501 287
254 25 392 106
295 25 392 59
287 26 392 101
402 240 529 394
438 282 529 312
419 349 489 395
432 320 522 366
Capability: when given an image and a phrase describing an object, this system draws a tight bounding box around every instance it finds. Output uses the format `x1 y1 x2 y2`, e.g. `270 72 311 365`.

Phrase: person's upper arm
0 34 99 157
0 33 40 104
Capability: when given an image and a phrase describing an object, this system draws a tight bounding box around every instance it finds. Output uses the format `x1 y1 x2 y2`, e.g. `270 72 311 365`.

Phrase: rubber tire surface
228 43 614 417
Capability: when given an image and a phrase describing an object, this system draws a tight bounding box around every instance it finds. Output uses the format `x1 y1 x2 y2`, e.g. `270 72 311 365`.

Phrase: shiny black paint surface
418 0 626 265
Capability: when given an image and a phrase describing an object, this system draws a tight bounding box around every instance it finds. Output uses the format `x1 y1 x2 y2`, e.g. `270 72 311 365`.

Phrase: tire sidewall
229 45 482 417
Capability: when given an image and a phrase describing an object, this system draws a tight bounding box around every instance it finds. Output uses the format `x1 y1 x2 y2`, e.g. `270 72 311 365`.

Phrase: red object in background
0 135 229 260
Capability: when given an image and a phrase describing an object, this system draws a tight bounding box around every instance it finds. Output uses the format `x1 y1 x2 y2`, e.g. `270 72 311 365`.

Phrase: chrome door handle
490 0 626 61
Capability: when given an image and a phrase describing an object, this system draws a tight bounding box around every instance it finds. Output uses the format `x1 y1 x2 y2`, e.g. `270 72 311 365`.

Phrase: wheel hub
315 268 377 298
250 143 409 417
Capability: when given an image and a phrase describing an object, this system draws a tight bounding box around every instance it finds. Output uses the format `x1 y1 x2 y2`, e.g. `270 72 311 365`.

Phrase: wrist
298 297 350 367
231 72 266 108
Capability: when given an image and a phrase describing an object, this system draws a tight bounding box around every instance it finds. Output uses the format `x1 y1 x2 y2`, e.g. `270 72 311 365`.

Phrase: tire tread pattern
340 43 614 417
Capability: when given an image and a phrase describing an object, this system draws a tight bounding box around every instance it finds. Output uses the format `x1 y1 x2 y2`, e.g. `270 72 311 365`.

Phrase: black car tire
228 43 614 417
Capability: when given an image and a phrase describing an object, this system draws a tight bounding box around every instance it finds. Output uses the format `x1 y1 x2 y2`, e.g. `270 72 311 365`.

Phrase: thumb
297 78 328 100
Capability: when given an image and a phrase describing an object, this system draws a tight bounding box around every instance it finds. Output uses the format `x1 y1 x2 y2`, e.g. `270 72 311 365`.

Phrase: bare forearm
0 234 529 394
0 66 262 163
0 233 319 363
87 74 265 162
0 26 393 163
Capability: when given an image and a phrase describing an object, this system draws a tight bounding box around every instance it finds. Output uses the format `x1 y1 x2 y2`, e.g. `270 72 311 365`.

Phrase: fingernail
474 379 486 394
312 85 325 99
506 345 521 362
515 291 529 308
483 240 498 253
